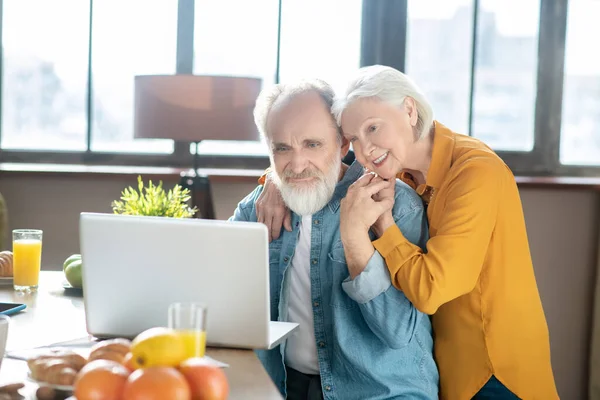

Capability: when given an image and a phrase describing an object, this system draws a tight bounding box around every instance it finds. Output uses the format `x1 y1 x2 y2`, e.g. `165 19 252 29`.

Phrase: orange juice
13 239 42 287
177 329 207 358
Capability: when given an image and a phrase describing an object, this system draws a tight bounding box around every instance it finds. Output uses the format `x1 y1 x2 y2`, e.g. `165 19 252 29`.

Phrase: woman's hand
341 172 395 242
371 178 396 238
340 172 395 278
256 173 292 242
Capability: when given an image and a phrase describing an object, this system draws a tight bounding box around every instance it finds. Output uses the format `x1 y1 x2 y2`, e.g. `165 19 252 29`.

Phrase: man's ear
340 135 351 159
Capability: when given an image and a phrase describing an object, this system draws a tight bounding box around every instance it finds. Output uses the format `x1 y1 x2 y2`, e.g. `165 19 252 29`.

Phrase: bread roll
30 359 53 381
88 348 126 364
0 251 12 277
36 359 72 382
28 350 87 372
89 338 131 359
46 366 77 386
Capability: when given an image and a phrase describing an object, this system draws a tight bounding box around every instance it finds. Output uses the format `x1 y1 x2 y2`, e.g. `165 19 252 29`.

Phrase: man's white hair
332 65 434 139
253 79 341 142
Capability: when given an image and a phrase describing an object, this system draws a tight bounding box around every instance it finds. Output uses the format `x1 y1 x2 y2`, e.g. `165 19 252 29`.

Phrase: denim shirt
230 161 439 400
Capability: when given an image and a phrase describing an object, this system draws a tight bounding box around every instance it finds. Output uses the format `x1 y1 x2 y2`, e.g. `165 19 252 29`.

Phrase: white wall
0 174 598 398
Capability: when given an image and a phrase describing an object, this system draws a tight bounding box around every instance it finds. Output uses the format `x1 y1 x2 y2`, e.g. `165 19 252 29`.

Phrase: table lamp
134 74 262 219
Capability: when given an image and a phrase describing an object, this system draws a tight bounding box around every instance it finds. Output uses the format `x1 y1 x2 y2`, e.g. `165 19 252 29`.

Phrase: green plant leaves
111 176 198 218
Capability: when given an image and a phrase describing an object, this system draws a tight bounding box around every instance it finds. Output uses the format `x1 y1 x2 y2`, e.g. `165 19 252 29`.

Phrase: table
0 271 282 399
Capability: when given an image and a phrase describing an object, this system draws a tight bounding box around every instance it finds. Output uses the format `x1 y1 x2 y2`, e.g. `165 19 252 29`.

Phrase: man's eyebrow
271 141 290 147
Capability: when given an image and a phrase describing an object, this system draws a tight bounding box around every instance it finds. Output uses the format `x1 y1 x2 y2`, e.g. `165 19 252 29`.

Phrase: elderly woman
256 65 558 400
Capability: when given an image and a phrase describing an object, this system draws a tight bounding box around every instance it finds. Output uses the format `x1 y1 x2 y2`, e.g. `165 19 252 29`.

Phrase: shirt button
312 259 317 265
325 385 331 391
313 301 319 307
314 220 320 225
283 257 289 262
319 341 325 348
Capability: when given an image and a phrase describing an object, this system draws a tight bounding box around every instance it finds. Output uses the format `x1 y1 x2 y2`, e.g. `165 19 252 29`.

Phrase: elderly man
229 80 438 400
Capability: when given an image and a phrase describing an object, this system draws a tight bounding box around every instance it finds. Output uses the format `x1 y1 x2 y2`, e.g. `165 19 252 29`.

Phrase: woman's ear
404 97 419 127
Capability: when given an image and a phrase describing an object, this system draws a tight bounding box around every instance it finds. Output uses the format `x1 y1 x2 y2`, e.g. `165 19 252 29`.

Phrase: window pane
193 0 278 157
560 0 600 165
194 0 278 87
1 0 89 151
471 0 539 151
91 0 177 153
406 0 473 135
278 0 363 95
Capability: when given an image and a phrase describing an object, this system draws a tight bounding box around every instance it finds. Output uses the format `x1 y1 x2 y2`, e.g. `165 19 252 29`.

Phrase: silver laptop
79 212 297 350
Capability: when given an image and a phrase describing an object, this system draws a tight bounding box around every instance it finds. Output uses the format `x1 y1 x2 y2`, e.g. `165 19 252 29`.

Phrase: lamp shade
134 75 262 142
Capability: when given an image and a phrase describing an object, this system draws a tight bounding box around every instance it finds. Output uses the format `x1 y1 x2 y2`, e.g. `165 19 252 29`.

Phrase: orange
74 359 130 400
179 358 229 400
122 366 191 400
122 352 136 372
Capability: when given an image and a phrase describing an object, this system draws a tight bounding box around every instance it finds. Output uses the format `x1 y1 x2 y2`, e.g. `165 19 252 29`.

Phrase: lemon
130 327 187 369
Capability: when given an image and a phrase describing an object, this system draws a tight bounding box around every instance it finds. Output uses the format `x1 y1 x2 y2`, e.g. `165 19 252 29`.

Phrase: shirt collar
426 121 455 189
396 121 455 205
327 160 364 213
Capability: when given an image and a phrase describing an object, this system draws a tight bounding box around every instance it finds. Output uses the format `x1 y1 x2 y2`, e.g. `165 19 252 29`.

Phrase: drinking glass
168 302 207 358
12 229 43 292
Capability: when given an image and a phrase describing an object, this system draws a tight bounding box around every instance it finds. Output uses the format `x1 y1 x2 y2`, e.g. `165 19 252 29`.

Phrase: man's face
266 91 349 216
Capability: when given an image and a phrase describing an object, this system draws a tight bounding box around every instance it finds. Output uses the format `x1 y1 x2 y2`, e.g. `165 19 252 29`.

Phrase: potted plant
111 176 197 218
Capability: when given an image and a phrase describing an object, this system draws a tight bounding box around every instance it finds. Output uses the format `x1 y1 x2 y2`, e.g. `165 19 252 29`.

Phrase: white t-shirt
285 214 320 374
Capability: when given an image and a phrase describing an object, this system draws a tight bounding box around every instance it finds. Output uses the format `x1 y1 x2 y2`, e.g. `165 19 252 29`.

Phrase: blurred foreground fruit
122 367 191 400
74 359 129 400
130 327 187 369
179 358 229 400
122 352 136 372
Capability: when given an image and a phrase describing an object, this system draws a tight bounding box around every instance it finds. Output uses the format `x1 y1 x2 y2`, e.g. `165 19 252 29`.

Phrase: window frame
0 0 599 177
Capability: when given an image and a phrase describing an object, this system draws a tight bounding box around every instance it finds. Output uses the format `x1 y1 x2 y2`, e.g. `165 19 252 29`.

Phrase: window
194 0 278 87
1 0 598 176
90 0 178 154
405 0 474 135
406 0 540 152
193 0 279 157
560 0 600 166
472 0 540 151
196 0 363 157
1 0 90 151
278 0 363 95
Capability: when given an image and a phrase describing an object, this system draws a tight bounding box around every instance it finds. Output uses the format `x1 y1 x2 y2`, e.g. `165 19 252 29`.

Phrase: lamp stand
178 141 216 219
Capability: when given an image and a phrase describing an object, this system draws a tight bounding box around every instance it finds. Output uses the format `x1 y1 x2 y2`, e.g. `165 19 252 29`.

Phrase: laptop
79 212 297 350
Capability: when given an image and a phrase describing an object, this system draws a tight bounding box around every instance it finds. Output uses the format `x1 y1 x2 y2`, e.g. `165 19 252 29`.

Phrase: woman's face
340 97 419 180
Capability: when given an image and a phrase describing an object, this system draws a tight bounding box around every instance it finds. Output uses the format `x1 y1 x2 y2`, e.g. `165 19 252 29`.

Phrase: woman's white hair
253 79 340 142
332 65 434 139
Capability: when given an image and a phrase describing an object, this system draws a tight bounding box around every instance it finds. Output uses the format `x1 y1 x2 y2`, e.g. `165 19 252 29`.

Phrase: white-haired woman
255 65 558 400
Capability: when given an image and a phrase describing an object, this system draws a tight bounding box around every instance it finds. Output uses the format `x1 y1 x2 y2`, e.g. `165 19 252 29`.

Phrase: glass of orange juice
12 229 43 293
168 302 207 359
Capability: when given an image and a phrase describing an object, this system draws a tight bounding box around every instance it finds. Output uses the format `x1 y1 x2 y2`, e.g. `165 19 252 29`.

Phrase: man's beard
272 151 341 216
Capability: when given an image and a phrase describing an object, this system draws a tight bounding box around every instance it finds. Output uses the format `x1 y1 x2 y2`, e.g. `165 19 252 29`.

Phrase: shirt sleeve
341 201 429 349
341 250 391 303
373 159 504 315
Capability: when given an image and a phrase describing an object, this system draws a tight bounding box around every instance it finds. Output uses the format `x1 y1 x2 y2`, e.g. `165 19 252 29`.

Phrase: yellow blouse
374 122 559 399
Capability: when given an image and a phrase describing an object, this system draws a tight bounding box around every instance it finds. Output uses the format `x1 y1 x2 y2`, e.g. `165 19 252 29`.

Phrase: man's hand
256 174 292 242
